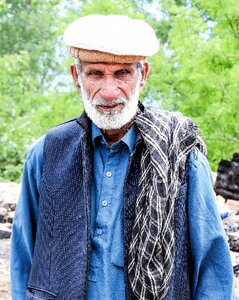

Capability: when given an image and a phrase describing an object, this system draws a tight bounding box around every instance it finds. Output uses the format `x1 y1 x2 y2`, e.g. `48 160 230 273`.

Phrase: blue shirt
11 124 234 300
87 123 137 299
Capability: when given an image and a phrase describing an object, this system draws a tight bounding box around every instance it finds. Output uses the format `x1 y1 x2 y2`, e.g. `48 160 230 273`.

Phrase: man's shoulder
26 117 85 164
147 108 190 123
143 108 198 138
47 117 83 137
26 135 45 168
188 149 211 173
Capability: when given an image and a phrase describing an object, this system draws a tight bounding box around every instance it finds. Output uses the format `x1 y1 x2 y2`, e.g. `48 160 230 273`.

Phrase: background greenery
0 0 238 181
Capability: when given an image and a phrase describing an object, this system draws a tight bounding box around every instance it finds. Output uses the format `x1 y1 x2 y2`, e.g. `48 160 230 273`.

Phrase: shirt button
106 171 112 177
97 229 103 235
102 200 108 207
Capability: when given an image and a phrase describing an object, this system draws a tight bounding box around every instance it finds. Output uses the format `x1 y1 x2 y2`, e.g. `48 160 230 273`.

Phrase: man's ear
70 64 80 89
139 61 150 92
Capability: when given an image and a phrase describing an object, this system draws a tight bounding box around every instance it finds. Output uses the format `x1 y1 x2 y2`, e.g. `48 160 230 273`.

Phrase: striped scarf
128 108 206 300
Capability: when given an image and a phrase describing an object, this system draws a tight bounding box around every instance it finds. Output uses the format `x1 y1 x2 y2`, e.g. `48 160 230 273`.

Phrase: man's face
73 62 148 130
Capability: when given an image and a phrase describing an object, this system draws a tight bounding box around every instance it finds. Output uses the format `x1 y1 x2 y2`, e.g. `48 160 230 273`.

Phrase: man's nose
98 77 120 101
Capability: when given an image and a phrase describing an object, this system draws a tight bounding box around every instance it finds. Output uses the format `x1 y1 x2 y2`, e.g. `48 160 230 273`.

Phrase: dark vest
26 113 192 300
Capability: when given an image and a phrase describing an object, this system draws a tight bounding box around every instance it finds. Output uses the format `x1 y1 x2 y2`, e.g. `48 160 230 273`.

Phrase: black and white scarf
128 109 206 300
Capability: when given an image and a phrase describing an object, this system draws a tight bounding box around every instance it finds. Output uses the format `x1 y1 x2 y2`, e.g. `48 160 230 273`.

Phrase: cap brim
68 46 145 63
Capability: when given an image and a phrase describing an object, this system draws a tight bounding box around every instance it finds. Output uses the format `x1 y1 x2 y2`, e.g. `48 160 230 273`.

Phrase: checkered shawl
128 109 206 300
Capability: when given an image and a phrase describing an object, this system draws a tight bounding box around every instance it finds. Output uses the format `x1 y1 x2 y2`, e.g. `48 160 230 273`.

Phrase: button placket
98 152 116 212
96 146 121 225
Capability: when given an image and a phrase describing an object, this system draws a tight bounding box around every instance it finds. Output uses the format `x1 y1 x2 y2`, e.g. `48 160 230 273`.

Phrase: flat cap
63 14 159 63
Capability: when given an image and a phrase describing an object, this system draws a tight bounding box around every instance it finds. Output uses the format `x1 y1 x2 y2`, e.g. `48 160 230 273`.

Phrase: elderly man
11 14 233 300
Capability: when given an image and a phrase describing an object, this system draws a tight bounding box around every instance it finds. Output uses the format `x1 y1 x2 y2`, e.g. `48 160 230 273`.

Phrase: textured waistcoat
26 112 192 300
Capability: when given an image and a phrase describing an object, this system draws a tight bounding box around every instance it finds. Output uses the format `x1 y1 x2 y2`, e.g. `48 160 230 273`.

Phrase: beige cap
63 14 159 63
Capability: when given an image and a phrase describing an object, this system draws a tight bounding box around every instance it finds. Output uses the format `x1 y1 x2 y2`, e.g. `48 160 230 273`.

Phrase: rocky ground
0 182 19 300
0 181 238 299
0 239 11 300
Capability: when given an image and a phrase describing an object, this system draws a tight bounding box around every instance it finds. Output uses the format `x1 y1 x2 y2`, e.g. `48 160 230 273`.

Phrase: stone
4 222 12 229
0 207 8 223
0 224 12 239
0 238 11 299
224 222 239 233
226 199 239 215
9 203 16 211
228 232 239 252
0 182 20 207
215 152 239 200
4 211 15 224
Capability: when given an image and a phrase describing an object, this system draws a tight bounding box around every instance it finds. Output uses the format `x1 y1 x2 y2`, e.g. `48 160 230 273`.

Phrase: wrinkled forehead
80 61 138 72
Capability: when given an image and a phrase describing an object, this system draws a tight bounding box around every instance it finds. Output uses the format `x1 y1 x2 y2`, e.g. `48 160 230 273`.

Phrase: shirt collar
91 122 137 153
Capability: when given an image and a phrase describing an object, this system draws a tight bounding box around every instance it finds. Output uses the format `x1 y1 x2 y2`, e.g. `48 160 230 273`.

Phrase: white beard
78 77 141 130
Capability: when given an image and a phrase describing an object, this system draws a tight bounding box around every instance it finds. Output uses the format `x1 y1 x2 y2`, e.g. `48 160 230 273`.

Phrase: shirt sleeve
188 150 234 300
10 136 45 300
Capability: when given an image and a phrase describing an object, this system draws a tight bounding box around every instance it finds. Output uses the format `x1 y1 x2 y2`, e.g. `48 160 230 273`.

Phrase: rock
228 232 239 252
0 274 11 300
215 193 239 298
216 195 239 220
231 251 239 300
0 238 11 299
4 223 12 229
0 207 8 223
0 182 20 207
0 224 12 239
4 211 15 224
224 222 239 233
9 203 16 211
226 199 239 215
215 152 239 200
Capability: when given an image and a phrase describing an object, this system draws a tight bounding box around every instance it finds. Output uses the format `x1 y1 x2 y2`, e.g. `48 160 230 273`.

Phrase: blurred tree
0 0 83 180
0 52 83 180
0 0 61 87
0 0 238 180
138 0 239 169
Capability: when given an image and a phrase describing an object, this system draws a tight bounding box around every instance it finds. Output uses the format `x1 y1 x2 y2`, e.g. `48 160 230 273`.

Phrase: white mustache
91 97 127 107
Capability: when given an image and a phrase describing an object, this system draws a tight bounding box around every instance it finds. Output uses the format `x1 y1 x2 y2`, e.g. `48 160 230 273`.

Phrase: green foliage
1 0 238 181
0 0 83 181
0 0 61 87
0 86 83 181
0 52 35 180
143 0 239 170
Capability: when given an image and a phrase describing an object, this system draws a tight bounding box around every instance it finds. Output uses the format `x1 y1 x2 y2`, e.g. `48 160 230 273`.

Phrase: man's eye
114 69 131 78
86 71 104 78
